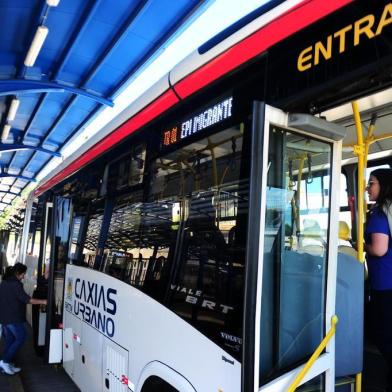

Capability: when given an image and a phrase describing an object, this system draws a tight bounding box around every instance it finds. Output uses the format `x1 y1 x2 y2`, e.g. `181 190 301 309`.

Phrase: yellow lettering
314 35 332 65
297 46 313 72
333 25 352 53
354 14 375 46
376 3 392 35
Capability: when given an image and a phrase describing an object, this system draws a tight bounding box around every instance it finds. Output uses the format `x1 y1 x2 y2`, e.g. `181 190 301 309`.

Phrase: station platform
0 326 79 392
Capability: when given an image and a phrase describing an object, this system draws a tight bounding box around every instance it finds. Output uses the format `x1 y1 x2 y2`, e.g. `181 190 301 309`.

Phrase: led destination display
162 96 233 148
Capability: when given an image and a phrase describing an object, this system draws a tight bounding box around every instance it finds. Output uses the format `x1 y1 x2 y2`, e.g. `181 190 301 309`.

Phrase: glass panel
32 230 41 257
102 188 172 295
102 121 251 361
54 197 72 274
82 214 103 267
68 216 82 262
100 143 147 195
165 124 250 361
260 125 332 385
51 197 72 328
339 173 348 207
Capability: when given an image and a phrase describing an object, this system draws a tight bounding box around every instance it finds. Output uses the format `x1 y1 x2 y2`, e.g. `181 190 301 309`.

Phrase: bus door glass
257 105 343 391
51 197 72 328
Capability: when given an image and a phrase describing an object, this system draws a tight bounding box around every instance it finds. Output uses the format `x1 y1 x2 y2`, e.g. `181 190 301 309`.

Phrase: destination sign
161 96 233 148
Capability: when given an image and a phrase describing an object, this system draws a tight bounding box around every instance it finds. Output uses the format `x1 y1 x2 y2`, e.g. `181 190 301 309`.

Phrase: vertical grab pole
352 101 365 392
351 101 365 264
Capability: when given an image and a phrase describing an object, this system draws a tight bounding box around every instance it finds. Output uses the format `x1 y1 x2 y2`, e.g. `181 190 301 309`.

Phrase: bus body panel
169 0 303 86
63 264 241 392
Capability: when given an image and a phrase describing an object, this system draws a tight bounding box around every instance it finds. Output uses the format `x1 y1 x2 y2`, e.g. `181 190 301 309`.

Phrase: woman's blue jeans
2 323 26 363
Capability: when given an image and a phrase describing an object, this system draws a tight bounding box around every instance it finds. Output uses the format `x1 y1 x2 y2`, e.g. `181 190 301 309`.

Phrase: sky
36 0 271 182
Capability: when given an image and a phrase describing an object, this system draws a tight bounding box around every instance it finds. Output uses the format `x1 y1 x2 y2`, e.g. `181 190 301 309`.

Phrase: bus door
246 104 345 391
28 197 52 357
40 196 72 363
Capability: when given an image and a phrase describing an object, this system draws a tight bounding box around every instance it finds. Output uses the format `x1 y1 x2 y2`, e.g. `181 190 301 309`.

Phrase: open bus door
244 103 349 391
29 195 71 363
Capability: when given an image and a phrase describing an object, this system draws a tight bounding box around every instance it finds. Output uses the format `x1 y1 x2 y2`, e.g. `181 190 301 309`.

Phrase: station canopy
0 0 210 215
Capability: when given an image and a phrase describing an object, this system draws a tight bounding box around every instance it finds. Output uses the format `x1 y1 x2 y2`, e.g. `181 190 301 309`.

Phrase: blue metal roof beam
81 0 150 88
51 0 104 79
62 0 210 148
14 0 208 194
7 0 104 178
0 191 20 197
15 0 152 186
108 0 206 99
7 1 102 175
0 173 36 182
0 144 61 157
0 80 113 106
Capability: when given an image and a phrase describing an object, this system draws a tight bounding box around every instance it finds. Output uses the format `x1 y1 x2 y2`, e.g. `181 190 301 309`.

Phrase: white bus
18 1 392 390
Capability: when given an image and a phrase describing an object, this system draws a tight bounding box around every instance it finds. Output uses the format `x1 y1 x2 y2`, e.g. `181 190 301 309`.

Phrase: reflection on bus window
164 124 250 360
260 126 332 385
100 143 146 196
68 216 82 262
102 122 250 361
82 214 103 268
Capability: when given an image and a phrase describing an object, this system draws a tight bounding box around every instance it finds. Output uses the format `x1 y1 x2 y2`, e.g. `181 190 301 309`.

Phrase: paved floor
1 325 79 392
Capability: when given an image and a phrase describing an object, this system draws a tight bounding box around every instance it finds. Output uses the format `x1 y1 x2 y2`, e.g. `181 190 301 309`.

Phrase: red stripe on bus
34 89 179 196
174 0 353 99
35 0 352 196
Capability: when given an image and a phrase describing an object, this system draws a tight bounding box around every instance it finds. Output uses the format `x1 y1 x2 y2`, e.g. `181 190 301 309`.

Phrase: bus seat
278 251 324 368
260 250 324 378
338 221 351 242
335 252 364 377
338 245 358 259
299 244 324 256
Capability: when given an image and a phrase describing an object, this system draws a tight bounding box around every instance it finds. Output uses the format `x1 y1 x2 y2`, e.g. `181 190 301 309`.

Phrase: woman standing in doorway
365 168 392 390
0 263 47 375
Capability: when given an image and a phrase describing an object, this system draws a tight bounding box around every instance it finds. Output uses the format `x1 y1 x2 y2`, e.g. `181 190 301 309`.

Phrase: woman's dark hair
5 263 28 279
370 168 392 208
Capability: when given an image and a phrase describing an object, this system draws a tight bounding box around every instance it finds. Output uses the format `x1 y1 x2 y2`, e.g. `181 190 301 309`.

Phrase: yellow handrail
351 101 365 264
351 102 366 392
356 373 362 392
287 315 338 392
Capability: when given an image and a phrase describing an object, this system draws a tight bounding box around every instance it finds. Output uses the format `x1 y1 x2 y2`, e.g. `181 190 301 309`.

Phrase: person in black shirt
0 263 47 375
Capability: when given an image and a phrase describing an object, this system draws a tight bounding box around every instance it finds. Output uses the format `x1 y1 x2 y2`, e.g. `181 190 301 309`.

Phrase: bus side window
338 171 352 239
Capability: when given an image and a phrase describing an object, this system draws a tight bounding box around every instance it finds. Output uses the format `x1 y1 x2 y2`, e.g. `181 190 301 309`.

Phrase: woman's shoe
10 363 21 373
0 360 15 375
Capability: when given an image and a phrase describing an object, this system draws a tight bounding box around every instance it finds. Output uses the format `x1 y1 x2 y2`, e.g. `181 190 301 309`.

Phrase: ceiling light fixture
7 98 20 122
46 0 60 6
24 26 49 67
1 124 11 142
